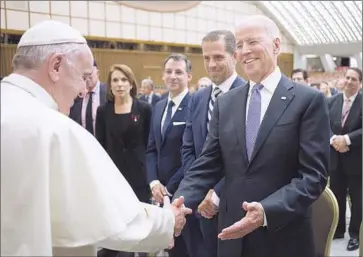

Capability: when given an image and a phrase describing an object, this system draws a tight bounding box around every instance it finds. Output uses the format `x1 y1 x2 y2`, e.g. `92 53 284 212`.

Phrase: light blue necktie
245 83 263 161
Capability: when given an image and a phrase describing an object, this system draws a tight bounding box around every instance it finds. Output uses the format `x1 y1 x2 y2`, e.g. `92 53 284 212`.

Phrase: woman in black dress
96 64 152 257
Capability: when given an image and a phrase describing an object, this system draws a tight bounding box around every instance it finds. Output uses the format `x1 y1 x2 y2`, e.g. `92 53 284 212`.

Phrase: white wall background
1 1 294 53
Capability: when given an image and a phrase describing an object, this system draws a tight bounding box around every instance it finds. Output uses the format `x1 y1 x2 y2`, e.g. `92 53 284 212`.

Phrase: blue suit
181 76 246 257
146 93 194 257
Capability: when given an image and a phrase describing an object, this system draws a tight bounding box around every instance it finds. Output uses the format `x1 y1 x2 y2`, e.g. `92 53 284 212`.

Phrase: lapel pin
178 107 183 111
281 96 287 100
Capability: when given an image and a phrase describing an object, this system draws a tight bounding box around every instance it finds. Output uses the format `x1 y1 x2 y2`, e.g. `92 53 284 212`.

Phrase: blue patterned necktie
245 83 263 161
162 100 175 136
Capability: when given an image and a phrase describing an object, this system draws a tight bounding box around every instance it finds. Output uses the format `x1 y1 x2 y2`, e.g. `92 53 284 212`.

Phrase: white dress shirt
147 92 154 104
211 71 237 93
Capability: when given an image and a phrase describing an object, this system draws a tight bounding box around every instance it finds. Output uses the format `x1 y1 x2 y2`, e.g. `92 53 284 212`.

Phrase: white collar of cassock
3 73 59 111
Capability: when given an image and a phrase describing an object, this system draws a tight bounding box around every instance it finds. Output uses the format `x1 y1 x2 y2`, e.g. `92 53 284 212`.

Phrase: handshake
163 196 192 237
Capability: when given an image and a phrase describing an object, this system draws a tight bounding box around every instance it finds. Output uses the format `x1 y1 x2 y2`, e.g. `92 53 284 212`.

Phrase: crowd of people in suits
68 15 362 257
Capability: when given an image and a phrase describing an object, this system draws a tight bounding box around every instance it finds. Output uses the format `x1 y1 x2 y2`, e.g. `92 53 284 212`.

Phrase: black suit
69 82 107 127
95 99 152 203
96 98 152 257
328 92 362 238
174 75 330 257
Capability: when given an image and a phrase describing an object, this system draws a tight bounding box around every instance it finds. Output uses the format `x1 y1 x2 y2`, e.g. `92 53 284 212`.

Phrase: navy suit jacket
140 93 161 107
174 75 329 257
146 93 191 194
181 76 246 197
69 82 107 125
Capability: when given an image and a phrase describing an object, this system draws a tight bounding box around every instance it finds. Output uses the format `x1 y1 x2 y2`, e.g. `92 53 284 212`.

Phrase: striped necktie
207 87 222 131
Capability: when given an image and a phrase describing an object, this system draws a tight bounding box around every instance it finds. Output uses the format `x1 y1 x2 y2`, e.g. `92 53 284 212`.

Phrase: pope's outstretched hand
163 196 192 237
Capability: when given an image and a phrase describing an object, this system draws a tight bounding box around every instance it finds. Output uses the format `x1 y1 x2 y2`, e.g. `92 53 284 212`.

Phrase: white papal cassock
1 74 175 256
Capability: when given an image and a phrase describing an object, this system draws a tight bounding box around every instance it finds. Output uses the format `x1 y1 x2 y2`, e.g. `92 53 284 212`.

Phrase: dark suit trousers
180 214 209 257
330 161 362 238
199 216 218 257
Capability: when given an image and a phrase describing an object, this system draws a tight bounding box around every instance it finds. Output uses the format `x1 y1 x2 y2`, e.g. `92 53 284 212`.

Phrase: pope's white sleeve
97 203 175 252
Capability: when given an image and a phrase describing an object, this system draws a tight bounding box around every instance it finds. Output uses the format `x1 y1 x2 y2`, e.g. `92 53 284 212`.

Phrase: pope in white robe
1 20 191 257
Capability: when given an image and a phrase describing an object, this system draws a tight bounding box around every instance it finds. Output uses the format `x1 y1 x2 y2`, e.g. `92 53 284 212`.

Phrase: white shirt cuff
211 191 220 207
149 180 160 190
329 135 337 145
165 188 173 197
343 134 351 146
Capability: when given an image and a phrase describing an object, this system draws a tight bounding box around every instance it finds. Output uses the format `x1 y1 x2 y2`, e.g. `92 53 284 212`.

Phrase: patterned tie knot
252 83 264 92
213 87 222 98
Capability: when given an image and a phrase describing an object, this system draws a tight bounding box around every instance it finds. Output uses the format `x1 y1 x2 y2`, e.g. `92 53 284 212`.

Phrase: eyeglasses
65 57 93 82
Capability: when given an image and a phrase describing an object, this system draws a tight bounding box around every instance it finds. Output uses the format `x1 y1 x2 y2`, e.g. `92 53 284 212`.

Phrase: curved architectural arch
116 1 201 13
257 1 362 45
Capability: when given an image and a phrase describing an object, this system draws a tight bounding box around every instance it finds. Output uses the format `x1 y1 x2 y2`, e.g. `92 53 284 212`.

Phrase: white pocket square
173 122 186 126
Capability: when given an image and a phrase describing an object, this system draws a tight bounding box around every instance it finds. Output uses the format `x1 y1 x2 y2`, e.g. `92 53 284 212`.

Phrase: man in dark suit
69 60 107 136
328 67 362 251
181 30 246 257
146 54 193 257
139 78 161 107
174 15 329 257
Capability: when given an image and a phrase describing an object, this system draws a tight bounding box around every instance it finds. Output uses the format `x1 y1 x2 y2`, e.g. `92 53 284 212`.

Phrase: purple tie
245 83 263 161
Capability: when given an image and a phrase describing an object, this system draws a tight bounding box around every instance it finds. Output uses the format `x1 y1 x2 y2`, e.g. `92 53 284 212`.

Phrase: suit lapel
99 83 107 105
201 78 245 140
343 92 362 130
233 85 250 164
249 76 295 163
155 100 166 148
231 76 246 89
72 96 83 124
332 94 343 128
201 87 213 140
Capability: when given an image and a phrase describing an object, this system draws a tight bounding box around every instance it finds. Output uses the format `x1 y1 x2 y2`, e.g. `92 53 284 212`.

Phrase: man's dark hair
202 30 236 55
347 67 362 82
291 69 309 80
163 53 192 73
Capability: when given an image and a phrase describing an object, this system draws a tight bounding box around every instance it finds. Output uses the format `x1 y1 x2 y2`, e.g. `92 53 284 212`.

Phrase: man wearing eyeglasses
69 60 107 135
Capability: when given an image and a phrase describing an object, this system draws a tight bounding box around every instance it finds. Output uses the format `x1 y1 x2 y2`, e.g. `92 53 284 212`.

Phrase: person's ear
48 53 64 82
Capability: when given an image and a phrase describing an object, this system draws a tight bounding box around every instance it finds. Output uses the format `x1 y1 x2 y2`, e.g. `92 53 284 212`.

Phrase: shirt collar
344 91 359 102
168 87 189 107
212 71 238 93
249 66 282 94
2 73 58 110
89 81 100 94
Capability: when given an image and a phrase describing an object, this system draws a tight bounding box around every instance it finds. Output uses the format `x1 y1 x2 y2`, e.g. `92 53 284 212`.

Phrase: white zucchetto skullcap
17 20 87 48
